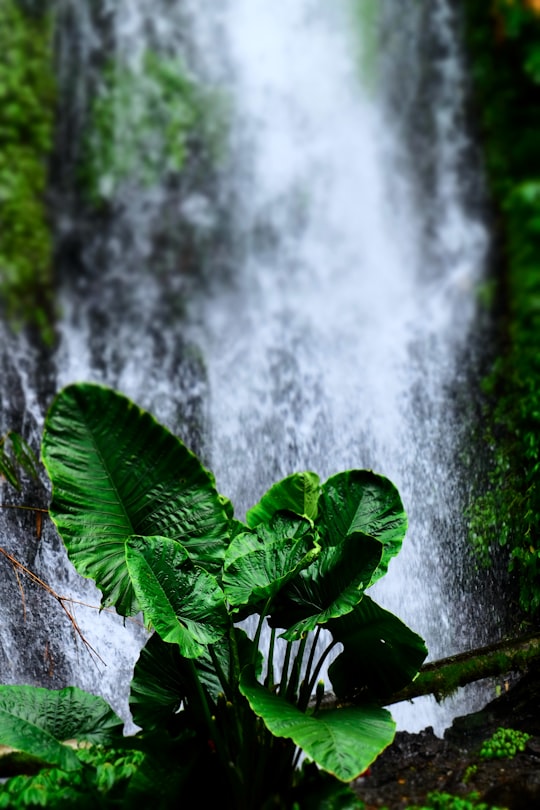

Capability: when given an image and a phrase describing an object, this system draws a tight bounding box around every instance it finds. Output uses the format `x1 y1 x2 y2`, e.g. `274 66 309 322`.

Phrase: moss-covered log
315 635 540 711
386 634 540 705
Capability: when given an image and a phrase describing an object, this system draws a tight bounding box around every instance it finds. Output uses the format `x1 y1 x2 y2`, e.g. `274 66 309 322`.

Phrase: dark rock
355 668 540 808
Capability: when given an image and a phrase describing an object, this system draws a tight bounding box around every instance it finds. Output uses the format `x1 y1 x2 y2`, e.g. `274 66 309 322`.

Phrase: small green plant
463 763 478 784
406 790 506 809
0 431 40 491
0 383 427 808
0 742 145 809
479 727 531 760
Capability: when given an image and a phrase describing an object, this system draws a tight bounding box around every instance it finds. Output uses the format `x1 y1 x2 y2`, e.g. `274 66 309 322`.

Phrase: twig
0 504 49 513
0 545 106 668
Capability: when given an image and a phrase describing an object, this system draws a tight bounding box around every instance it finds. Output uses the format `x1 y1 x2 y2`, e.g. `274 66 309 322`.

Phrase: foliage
462 0 540 614
463 764 478 784
479 726 531 759
81 50 227 205
405 792 505 810
0 383 427 808
349 0 380 93
0 431 40 491
0 0 56 340
0 746 145 808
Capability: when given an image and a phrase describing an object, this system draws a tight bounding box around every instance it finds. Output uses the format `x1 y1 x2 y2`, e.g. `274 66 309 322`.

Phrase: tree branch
385 633 540 705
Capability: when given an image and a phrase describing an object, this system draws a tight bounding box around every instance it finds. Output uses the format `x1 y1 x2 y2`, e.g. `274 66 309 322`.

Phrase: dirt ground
353 667 540 809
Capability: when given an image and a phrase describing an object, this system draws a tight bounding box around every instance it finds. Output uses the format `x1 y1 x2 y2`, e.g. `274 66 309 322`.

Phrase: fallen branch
313 634 540 713
385 633 540 705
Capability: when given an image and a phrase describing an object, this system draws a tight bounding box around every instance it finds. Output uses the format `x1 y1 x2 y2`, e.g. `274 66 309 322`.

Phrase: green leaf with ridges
268 531 382 640
319 470 407 582
42 383 230 616
129 633 187 732
223 512 319 609
130 628 260 730
240 673 395 782
0 685 123 771
125 535 228 658
246 471 321 527
327 595 428 700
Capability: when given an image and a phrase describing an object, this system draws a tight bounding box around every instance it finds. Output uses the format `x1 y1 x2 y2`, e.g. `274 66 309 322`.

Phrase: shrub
0 383 427 808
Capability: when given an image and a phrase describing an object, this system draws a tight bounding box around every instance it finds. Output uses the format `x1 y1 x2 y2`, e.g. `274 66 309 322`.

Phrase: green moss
406 792 505 810
463 764 478 784
462 0 540 615
81 50 228 205
0 0 56 341
348 0 380 93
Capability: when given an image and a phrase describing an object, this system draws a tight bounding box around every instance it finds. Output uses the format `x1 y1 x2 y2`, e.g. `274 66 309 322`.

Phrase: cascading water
0 0 504 735
186 0 502 732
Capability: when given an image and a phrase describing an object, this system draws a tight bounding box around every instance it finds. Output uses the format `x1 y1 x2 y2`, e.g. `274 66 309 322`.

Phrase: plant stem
292 745 303 771
265 626 276 689
286 634 309 703
297 628 322 710
209 644 234 702
228 623 242 687
279 640 294 697
300 639 338 711
186 658 247 806
252 598 272 663
186 658 215 736
304 626 322 685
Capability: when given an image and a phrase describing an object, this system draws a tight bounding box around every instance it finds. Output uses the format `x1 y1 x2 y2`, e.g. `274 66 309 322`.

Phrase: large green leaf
130 629 260 731
125 535 228 658
240 673 395 782
129 633 187 733
318 470 407 582
0 685 123 771
246 472 321 528
268 532 383 640
327 596 427 700
223 512 319 610
42 383 230 615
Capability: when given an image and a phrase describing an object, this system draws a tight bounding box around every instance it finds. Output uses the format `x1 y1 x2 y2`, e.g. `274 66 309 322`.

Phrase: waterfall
187 0 500 732
0 0 502 735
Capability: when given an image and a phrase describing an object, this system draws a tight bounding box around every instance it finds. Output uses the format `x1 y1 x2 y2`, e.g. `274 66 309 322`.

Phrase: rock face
355 667 540 809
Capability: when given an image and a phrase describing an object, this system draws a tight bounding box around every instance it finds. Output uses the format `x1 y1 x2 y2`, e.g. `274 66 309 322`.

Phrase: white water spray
187 0 496 733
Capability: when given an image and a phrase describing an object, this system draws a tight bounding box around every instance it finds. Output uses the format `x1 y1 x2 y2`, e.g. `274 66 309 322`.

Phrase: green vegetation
462 0 540 614
463 764 478 784
81 50 226 205
0 383 426 808
0 430 39 491
0 739 145 809
406 792 505 810
400 727 532 809
479 726 531 760
0 0 56 340
349 0 380 92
